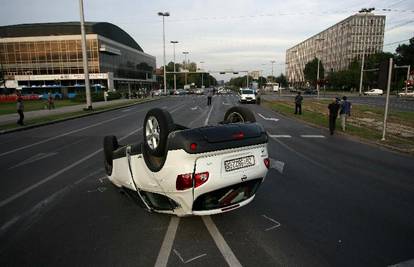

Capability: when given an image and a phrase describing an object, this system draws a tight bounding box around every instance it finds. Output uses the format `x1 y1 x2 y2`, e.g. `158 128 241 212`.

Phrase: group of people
294 92 352 135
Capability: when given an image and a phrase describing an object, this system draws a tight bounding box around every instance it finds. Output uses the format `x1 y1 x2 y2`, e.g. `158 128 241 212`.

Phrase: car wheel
143 108 174 157
224 106 256 123
103 135 119 176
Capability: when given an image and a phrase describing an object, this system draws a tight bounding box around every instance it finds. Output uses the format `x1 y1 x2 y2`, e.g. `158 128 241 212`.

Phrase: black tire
223 106 256 123
143 108 174 157
103 135 118 176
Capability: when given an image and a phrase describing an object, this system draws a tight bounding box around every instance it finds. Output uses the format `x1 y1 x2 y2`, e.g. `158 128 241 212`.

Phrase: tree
275 74 288 87
395 37 414 67
303 57 324 87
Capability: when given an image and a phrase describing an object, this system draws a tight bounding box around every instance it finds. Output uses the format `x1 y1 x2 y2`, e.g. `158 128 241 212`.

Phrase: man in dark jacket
328 97 340 135
294 92 303 115
339 96 352 131
16 91 24 126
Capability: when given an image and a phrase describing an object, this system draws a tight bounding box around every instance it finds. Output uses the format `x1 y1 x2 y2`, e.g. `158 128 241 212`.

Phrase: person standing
47 92 55 109
339 96 352 131
207 89 212 106
294 92 303 115
328 97 340 135
16 91 24 126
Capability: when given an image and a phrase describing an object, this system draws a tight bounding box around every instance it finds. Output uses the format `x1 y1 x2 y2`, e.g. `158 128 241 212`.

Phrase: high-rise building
0 22 156 94
286 13 385 85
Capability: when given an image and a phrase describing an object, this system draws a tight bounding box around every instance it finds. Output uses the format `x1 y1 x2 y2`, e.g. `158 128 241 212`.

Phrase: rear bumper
192 195 255 216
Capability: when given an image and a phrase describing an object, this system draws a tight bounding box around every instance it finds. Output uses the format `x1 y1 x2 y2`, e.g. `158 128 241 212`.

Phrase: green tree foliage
164 61 217 88
304 57 324 86
327 60 360 91
275 74 288 87
228 75 252 88
395 37 414 67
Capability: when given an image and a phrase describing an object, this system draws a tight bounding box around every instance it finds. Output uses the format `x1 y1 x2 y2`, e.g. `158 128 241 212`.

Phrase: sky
0 0 413 81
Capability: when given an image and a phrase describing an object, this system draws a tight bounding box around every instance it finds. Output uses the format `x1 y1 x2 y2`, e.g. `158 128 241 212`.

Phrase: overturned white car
103 106 269 216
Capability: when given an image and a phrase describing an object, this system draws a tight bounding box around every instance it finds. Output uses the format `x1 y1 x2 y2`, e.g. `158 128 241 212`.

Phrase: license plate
224 156 255 172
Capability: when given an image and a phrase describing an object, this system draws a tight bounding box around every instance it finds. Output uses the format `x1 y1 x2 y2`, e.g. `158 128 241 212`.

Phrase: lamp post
170 41 178 92
158 11 170 95
358 7 375 96
270 60 276 82
182 51 189 85
199 61 205 88
79 0 92 110
315 38 325 99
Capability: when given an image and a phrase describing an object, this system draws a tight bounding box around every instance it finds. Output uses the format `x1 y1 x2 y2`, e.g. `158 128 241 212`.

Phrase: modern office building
0 22 156 93
286 12 385 85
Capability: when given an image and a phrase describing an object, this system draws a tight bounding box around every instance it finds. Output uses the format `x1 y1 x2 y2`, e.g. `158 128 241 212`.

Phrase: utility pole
170 41 178 92
315 38 324 99
182 51 189 85
158 12 170 95
270 60 276 81
79 0 92 110
200 61 204 88
381 57 393 141
358 7 375 96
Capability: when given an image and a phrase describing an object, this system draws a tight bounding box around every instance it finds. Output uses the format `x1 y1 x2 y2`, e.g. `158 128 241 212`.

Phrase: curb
261 100 413 156
0 98 160 135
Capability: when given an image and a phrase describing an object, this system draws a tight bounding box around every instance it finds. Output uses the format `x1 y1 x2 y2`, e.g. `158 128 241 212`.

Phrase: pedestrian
328 97 340 135
339 96 352 131
207 89 212 106
104 90 108 102
294 92 303 115
16 90 24 126
47 92 55 110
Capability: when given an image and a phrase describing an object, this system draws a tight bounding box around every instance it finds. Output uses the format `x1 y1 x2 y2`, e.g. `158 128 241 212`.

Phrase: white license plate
224 156 255 172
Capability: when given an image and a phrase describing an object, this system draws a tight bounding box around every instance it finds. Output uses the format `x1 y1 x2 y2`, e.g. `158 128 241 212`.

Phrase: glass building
0 22 156 93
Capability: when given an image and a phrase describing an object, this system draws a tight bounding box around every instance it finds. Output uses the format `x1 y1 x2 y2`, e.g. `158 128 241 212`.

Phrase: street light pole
170 41 178 92
358 7 375 96
270 60 276 81
200 61 204 88
79 0 92 110
183 51 189 85
158 12 170 95
315 38 324 99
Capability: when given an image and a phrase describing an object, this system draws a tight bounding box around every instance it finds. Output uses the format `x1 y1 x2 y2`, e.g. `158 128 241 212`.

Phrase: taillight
176 173 192 190
232 132 244 140
176 172 209 190
264 158 270 169
194 172 209 188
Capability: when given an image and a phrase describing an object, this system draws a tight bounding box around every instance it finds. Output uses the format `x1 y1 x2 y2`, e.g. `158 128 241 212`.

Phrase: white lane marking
0 113 130 158
257 113 279 122
222 102 231 106
0 169 103 236
262 215 281 231
389 258 414 267
269 158 285 174
191 106 198 110
202 216 242 267
173 249 207 264
154 217 180 267
204 105 214 126
300 135 325 138
122 108 132 112
269 134 291 138
0 127 141 208
9 152 58 170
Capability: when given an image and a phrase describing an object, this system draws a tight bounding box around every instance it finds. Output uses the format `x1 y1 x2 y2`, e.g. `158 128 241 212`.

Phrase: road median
0 98 160 134
262 98 414 155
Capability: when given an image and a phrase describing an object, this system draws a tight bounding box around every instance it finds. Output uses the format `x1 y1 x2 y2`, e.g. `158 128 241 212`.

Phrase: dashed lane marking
262 215 281 231
269 134 291 138
300 134 325 138
173 249 207 264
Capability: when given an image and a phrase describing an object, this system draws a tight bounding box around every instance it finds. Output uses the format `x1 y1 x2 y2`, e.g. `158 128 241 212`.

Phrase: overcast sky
0 0 412 81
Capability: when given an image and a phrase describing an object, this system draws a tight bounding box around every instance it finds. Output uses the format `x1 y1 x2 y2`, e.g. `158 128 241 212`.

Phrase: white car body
364 89 383 96
109 142 268 216
239 89 256 103
105 107 269 217
398 90 414 97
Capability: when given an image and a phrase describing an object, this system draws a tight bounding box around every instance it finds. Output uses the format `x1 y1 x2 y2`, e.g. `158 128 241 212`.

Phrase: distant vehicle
195 88 204 95
398 90 414 97
239 89 256 104
175 89 187 95
364 89 383 96
153 89 162 96
273 84 280 92
303 88 317 95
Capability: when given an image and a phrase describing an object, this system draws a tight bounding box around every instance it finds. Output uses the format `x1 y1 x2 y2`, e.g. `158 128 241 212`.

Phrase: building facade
286 13 385 85
0 22 156 94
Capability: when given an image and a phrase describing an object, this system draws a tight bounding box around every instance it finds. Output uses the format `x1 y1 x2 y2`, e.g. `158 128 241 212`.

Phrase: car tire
103 135 119 176
224 106 256 123
143 108 174 157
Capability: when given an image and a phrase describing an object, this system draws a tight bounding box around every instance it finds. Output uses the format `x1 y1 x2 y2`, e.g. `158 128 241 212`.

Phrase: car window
242 90 254 94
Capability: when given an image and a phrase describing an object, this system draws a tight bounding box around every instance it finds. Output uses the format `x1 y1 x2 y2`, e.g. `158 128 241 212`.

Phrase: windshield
242 90 254 94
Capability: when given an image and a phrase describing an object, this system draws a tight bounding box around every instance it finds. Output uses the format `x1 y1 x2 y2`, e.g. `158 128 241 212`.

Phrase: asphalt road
1 94 414 267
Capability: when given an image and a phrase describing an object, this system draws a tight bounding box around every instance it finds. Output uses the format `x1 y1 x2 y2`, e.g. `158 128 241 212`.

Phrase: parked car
398 91 414 97
363 89 383 96
103 106 269 216
303 88 317 95
152 89 162 96
239 89 256 103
